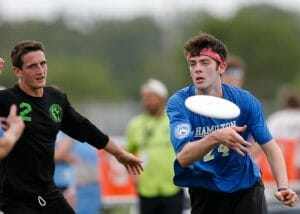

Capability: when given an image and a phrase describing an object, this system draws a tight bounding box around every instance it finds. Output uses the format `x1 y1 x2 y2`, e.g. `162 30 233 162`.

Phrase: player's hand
214 125 251 156
114 151 143 175
0 58 4 75
4 105 25 137
275 188 298 207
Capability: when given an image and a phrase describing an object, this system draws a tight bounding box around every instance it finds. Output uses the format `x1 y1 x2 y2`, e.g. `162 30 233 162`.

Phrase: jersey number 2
19 102 32 122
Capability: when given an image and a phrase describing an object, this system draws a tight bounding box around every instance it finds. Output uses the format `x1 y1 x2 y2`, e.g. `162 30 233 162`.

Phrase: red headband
187 48 225 64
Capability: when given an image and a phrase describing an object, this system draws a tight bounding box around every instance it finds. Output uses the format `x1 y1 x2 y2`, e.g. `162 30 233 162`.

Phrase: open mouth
196 76 205 83
36 76 45 81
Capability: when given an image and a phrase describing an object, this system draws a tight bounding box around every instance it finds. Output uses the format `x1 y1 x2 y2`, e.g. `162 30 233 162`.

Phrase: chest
3 94 65 138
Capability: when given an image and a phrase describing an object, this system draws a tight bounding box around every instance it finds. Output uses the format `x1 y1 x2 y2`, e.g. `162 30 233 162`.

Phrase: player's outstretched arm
261 140 298 207
104 138 143 175
0 58 4 76
0 105 25 158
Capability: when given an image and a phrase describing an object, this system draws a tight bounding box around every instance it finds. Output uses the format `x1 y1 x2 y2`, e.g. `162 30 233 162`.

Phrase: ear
218 62 227 75
13 67 22 78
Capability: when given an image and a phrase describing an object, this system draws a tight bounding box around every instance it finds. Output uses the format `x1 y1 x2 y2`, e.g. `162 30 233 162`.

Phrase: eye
201 60 210 66
189 61 196 67
28 64 36 69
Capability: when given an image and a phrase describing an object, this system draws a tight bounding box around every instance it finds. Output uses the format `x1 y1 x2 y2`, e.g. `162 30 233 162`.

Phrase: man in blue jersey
166 33 298 214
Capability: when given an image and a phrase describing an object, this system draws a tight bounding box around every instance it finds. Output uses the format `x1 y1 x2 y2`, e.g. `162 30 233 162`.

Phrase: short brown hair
10 40 45 69
184 33 228 62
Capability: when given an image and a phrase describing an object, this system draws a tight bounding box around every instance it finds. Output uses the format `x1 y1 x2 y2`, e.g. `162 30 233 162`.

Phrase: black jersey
0 85 109 198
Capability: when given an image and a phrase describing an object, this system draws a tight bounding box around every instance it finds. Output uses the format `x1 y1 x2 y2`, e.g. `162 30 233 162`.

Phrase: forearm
103 138 125 158
177 134 218 168
262 140 289 189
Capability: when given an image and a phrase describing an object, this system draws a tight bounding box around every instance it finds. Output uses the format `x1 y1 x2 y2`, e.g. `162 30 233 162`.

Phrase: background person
125 79 184 214
221 54 245 88
72 137 102 214
0 40 143 214
166 33 298 214
54 131 77 209
267 86 300 179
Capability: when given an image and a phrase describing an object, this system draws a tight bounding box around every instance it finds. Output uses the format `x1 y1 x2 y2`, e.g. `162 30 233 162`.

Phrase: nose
194 64 203 74
36 64 45 74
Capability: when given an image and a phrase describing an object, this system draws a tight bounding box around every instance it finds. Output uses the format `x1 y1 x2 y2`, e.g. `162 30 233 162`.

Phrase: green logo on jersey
49 104 62 123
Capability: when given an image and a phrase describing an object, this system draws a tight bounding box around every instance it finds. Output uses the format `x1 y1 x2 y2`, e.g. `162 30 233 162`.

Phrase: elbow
176 152 189 168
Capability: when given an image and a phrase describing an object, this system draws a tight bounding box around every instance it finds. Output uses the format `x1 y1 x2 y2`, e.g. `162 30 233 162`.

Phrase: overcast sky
0 0 300 21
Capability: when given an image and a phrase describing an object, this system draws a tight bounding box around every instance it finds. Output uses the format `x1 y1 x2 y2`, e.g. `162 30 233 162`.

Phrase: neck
195 82 223 97
149 107 164 117
19 83 44 97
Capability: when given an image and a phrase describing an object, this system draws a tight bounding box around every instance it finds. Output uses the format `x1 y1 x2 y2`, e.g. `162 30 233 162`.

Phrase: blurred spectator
125 79 184 214
267 86 300 178
72 139 102 214
55 131 102 214
222 54 245 87
54 131 77 209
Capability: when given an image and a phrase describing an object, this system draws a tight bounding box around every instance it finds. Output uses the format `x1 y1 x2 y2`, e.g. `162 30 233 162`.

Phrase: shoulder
0 85 17 96
222 84 259 104
45 86 66 96
127 114 147 127
0 85 21 108
168 85 194 106
44 86 68 101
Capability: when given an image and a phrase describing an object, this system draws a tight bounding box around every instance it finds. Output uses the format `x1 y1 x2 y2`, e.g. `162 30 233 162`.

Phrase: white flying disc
185 95 240 119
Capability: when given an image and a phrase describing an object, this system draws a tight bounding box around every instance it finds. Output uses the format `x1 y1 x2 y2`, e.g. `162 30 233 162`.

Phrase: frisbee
185 95 240 119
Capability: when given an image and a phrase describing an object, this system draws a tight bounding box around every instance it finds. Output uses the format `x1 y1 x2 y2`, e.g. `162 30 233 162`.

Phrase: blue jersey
54 131 75 188
0 123 3 138
166 84 272 193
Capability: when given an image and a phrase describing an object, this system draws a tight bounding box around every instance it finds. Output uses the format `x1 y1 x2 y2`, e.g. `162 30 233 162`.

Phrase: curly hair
184 33 228 62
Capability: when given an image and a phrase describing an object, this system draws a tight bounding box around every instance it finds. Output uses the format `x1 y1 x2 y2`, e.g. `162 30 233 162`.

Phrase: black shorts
188 179 268 214
139 189 184 214
0 190 75 214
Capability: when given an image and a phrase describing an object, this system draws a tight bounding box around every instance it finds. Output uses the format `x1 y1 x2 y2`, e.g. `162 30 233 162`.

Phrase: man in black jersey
0 41 143 214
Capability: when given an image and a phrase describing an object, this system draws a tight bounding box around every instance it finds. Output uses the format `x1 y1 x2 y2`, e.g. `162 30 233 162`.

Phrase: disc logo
49 104 62 123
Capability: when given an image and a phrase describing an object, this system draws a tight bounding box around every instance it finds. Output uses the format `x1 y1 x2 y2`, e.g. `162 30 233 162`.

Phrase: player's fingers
135 163 143 174
124 164 133 175
275 191 285 201
232 146 246 156
237 143 250 154
8 104 17 117
231 131 252 148
231 125 247 133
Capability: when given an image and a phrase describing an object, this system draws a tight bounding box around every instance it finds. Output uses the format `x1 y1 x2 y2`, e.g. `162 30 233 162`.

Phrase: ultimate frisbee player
0 41 143 213
166 33 298 214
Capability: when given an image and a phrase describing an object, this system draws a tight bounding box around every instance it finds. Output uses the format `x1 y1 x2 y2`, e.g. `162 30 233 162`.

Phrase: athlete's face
187 55 225 94
14 50 47 96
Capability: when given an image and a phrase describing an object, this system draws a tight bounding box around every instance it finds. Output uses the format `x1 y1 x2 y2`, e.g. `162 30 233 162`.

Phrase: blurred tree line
0 4 300 101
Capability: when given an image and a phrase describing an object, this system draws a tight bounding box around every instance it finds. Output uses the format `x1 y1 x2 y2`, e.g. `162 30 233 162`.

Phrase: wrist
277 187 288 192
